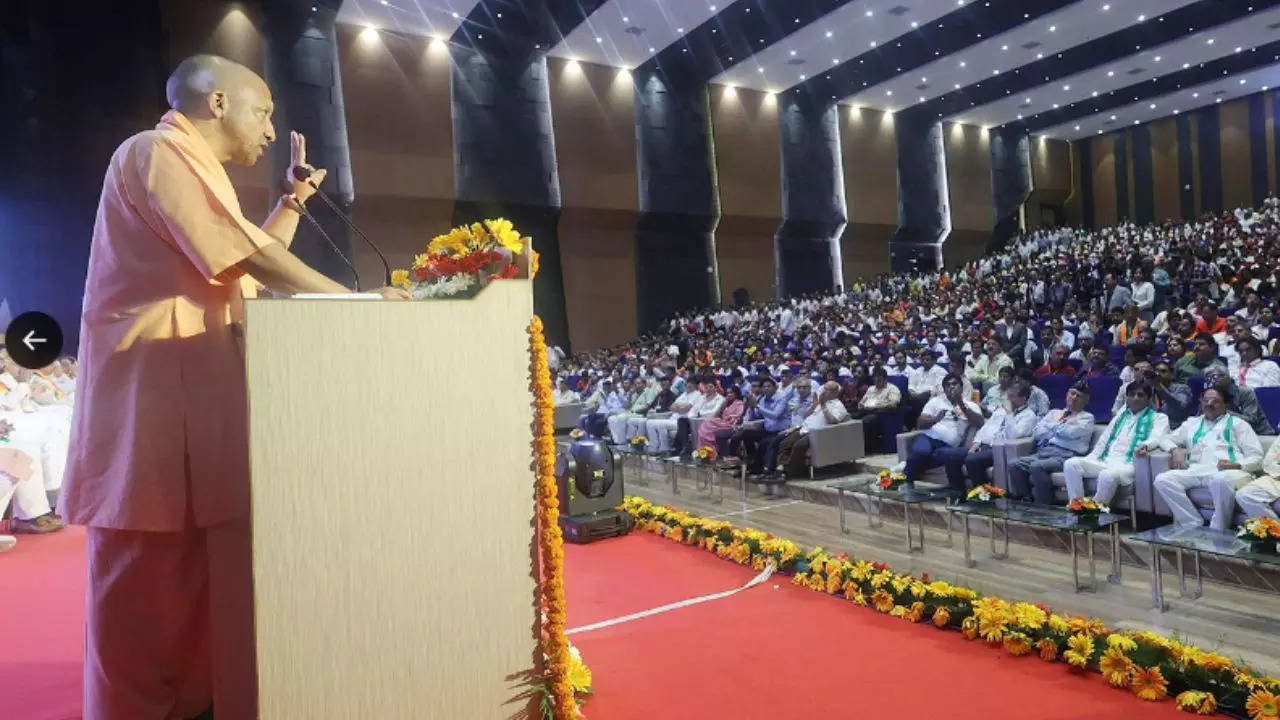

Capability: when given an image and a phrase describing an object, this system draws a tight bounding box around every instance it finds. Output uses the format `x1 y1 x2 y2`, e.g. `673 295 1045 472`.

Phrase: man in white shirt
779 305 797 337
1064 381 1170 506
0 422 60 542
903 374 985 486
852 368 902 454
905 349 947 427
771 381 850 480
1230 337 1280 389
552 378 580 406
667 378 727 458
955 380 1039 491
1008 383 1096 504
0 355 68 533
1235 440 1280 521
646 382 706 454
1149 388 1265 529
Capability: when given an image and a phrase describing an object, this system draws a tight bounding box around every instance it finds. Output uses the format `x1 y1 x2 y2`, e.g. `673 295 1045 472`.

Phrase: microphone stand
283 181 361 291
293 167 393 287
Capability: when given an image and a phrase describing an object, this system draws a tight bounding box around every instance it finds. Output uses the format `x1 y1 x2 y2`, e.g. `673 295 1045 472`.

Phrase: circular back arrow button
4 312 64 369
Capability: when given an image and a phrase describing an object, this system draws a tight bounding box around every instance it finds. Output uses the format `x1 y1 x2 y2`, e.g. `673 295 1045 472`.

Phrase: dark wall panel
1249 94 1269 208
1149 117 1180 223
1079 139 1094 228
1177 113 1195 219
1131 124 1153 224
1197 106 1223 214
1219 98 1252 212
1113 131 1129 222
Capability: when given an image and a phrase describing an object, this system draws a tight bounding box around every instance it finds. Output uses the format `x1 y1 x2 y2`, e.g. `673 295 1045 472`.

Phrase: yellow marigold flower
791 572 809 587
412 252 431 268
1037 638 1059 662
962 616 979 640
1011 602 1047 630
1106 634 1139 653
1068 615 1108 636
871 589 895 613
926 580 954 597
826 573 843 595
869 571 891 589
805 573 826 591
848 590 868 607
1131 665 1169 701
827 566 845 587
1048 614 1071 633
951 587 978 601
566 646 592 693
484 218 525 254
932 607 951 628
1002 632 1032 656
909 581 928 598
1100 648 1135 687
1064 634 1094 669
890 605 908 618
752 555 766 571
1175 690 1217 715
979 616 1006 644
1192 650 1233 672
891 576 911 595
1246 689 1280 720
389 268 411 289
849 561 875 581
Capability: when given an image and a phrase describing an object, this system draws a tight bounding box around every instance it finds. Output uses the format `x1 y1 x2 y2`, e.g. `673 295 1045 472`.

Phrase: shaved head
165 55 276 165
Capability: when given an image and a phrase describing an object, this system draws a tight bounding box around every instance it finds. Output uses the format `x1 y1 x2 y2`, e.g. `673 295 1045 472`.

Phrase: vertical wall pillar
633 68 718 331
449 43 569 348
1197 106 1223 214
1080 138 1095 228
1114 132 1129 221
775 91 845 296
1177 114 1195 219
988 127 1031 253
1249 93 1268 207
262 0 356 286
1132 124 1154 224
891 111 949 272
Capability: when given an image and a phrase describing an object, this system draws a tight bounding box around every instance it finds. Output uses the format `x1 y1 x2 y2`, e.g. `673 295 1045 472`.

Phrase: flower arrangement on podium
1068 497 1109 519
877 469 907 490
1237 516 1280 554
692 446 718 464
966 484 1006 505
629 435 649 452
389 217 537 298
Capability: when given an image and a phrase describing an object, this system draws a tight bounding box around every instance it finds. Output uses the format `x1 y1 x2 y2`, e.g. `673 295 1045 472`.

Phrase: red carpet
7 526 1187 719
1 526 85 720
565 532 1183 720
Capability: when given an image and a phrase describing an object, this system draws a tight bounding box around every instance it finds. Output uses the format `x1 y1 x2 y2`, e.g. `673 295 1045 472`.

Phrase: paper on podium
291 293 382 299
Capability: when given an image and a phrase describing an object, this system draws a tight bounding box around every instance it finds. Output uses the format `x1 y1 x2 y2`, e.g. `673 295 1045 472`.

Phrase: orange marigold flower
1100 648 1135 687
932 607 951 628
1131 666 1169 701
1037 638 1059 662
1003 633 1032 656
871 589 895 613
906 602 925 623
1247 689 1280 720
961 616 979 640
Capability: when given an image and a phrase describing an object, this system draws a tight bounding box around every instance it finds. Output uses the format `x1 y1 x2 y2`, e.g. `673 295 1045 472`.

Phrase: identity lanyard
1098 407 1154 462
1190 414 1236 463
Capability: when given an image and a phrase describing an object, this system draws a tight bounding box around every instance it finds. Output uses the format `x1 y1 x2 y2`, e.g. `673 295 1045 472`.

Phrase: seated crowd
551 198 1280 530
0 348 76 551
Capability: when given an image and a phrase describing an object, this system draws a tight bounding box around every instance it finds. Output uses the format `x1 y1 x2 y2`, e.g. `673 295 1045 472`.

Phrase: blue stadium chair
1065 325 1079 336
566 374 581 390
1188 376 1205 407
1256 387 1280 430
888 375 909 398
1037 374 1073 410
1067 358 1084 372
1097 331 1113 347
1086 376 1122 424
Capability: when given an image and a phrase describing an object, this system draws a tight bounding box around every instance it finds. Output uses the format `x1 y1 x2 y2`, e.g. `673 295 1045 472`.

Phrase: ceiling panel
546 0 748 69
1037 61 1280 140
712 0 960 94
337 0 482 38
960 5 1280 129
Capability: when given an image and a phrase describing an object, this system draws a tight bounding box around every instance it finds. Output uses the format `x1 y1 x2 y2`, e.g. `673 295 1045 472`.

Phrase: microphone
282 181 361 291
293 166 393 286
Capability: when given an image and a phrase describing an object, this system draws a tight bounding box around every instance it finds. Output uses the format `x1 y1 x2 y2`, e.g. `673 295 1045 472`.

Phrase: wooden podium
243 281 539 719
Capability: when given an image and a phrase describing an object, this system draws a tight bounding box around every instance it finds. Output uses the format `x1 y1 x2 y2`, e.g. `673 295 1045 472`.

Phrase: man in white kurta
646 383 706 453
1235 440 1280 520
1063 381 1170 505
1150 388 1265 529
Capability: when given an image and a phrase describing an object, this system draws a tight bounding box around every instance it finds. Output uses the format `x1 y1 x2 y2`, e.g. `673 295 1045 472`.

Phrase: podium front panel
244 283 538 719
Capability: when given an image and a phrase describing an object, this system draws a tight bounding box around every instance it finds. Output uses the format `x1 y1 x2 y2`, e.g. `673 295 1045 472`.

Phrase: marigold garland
621 494 1280 718
529 317 579 719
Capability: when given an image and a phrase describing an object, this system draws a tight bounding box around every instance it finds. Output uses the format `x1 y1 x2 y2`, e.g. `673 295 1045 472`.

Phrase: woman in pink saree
695 385 745 450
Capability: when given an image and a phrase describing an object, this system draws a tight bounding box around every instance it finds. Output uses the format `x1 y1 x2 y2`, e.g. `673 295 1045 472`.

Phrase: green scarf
1190 414 1236 463
1098 407 1155 463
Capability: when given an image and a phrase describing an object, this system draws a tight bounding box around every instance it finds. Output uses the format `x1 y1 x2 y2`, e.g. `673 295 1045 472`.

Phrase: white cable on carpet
566 562 776 635
703 499 805 520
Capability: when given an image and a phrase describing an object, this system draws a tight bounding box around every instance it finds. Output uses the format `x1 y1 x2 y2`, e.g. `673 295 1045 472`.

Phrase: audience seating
806 420 866 477
1141 435 1280 524
1256 387 1280 429
1085 376 1122 425
996 425 1140 528
1038 375 1073 411
553 402 585 432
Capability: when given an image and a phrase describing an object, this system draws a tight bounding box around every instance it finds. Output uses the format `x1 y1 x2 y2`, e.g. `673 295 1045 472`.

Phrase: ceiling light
1149 103 1156 109
1183 63 1190 68
1193 92 1199 97
595 37 602 43
870 41 877 47
1062 84 1070 91
1001 45 1008 51
757 67 764 73
677 27 684 32
1137 14 1145 21
1207 38 1215 44
710 4 717 10
912 21 918 27
1174 109 1180 114
1241 78 1247 84
800 73 806 79
1109 114 1116 120
1154 56 1161 62
921 77 927 82
1102 3 1110 9
1049 25 1056 31
993 69 999 75
1074 124 1081 130
1107 70 1114 77
1092 91 1098 97
833 58 839 64
790 50 797 56
1216 97 1222 103
1133 120 1139 125
623 16 629 22
1025 97 1031 103
866 9 873 16
1017 113 1023 119
959 61 966 67
451 11 459 18
1053 103 1059 108
1236 47 1243 52
1037 53 1044 59
886 90 893 96
648 46 655 52
826 30 833 38
919 96 925 102
954 83 961 89
1097 130 1102 134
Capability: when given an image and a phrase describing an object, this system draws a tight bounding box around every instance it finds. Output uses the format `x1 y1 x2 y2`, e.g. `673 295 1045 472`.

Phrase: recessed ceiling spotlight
790 50 797 56
870 41 877 47
677 27 684 32
1074 125 1080 130
866 9 873 16
1097 130 1102 134
1053 103 1059 108
919 96 925 102
954 83 961 89
757 67 764 73
1183 63 1190 68
623 16 629 22
826 30 833 38
1133 120 1139 125
1102 3 1110 9
595 37 602 43
1092 91 1098 97
1236 46 1243 52
649 46 655 52
1149 103 1156 109
1001 45 1008 51
1037 53 1043 59
1109 114 1116 120
912 21 919 27
1107 70 1114 77
1192 92 1199 97
886 90 893 95
921 77 927 83
1017 113 1023 119
1137 14 1145 21
959 61 966 67
1049 25 1056 31
1173 109 1180 114
1062 84 1070 91
993 69 999 75
1154 56 1161 62
1207 38 1215 44
800 73 806 79
1241 78 1247 84
451 11 459 17
1024 97 1031 103
710 4 717 10
1216 97 1222 103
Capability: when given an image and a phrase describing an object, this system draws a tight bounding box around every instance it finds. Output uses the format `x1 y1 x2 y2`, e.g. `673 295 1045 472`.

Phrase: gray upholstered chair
805 420 866 478
1142 434 1278 526
553 402 585 431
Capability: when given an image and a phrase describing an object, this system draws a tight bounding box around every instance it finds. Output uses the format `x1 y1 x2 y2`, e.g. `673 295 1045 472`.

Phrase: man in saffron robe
59 55 406 720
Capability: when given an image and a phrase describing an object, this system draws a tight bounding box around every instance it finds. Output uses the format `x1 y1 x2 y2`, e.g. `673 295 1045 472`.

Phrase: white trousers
0 469 52 520
0 408 69 491
1062 456 1135 505
1236 477 1280 520
1153 467 1254 530
645 418 680 453
607 413 647 445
